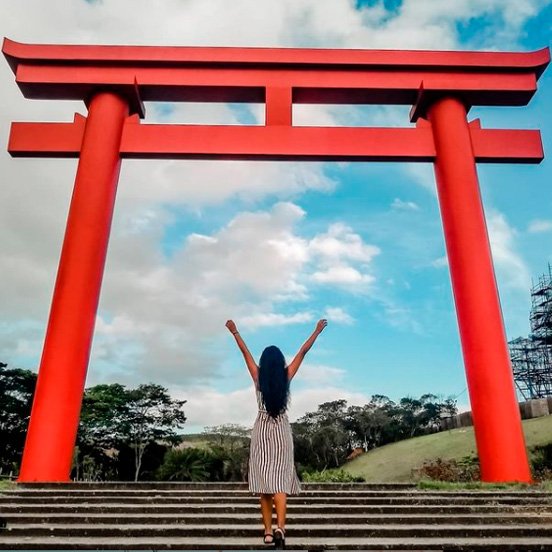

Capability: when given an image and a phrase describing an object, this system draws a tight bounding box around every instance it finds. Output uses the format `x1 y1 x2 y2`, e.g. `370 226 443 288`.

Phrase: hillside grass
179 433 245 450
343 415 552 482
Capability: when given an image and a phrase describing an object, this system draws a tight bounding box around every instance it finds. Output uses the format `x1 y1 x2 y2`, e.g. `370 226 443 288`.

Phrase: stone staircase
2 482 552 550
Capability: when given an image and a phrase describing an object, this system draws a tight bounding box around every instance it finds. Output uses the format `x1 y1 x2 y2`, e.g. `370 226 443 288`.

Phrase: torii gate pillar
428 97 531 481
17 92 129 481
3 38 549 483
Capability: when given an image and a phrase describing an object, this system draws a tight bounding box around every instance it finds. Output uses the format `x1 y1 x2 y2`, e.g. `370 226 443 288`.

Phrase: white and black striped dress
248 383 302 495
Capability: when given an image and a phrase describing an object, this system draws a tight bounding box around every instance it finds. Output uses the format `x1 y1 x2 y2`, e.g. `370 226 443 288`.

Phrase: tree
0 363 36 475
292 392 458 473
201 423 251 481
202 423 250 453
76 382 187 481
124 383 187 481
74 383 132 480
79 383 129 448
294 400 350 470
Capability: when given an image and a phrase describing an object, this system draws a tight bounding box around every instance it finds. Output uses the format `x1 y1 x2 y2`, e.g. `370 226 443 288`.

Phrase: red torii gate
3 38 549 483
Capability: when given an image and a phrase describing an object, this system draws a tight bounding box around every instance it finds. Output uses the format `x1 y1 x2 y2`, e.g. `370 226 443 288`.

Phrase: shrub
531 443 552 481
413 456 480 482
156 448 214 481
301 468 365 482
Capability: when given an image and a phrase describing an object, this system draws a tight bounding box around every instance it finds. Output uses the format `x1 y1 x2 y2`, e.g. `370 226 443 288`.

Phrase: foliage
124 383 187 481
0 479 16 490
301 467 365 482
414 443 552 485
417 479 531 491
75 382 187 481
156 447 215 481
292 394 458 473
201 423 251 481
116 441 170 481
530 443 552 481
202 423 250 452
0 363 36 475
537 479 552 492
412 455 480 482
79 383 129 449
292 399 351 471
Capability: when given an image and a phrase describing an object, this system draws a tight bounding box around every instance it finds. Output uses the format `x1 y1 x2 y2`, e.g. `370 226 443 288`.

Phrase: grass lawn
343 415 552 482
0 479 15 490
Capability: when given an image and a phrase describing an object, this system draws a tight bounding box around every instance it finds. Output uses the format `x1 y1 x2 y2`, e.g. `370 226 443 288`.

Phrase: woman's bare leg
273 492 286 529
260 493 274 534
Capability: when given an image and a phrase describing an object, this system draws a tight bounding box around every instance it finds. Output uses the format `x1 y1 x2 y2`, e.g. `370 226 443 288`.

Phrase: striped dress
248 383 302 495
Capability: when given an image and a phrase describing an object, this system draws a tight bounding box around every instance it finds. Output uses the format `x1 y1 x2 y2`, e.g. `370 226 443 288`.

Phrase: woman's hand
225 320 238 334
316 319 328 334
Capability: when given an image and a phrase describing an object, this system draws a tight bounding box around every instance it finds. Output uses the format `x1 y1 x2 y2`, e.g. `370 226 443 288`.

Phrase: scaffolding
509 265 552 400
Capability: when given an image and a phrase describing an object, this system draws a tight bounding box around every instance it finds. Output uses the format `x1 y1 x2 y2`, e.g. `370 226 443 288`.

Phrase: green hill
342 415 552 482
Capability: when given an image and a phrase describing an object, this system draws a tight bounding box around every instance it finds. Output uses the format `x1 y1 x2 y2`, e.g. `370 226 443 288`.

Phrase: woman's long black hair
257 345 290 419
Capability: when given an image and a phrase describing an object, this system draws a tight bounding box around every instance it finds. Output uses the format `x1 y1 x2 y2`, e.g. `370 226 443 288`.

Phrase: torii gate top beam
3 38 549 113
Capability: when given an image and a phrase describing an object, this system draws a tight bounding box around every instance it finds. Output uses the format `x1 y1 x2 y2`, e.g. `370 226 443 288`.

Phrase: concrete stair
1 482 552 550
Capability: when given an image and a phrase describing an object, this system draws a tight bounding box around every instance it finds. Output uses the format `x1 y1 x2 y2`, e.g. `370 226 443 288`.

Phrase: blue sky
0 0 551 432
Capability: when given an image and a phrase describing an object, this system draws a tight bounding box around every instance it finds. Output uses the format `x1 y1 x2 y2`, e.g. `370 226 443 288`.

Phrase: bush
301 468 365 482
156 448 215 481
413 456 480 482
531 443 552 481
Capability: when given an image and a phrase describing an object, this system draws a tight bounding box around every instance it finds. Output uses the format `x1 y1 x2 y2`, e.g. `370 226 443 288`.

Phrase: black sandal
274 526 285 549
263 532 274 545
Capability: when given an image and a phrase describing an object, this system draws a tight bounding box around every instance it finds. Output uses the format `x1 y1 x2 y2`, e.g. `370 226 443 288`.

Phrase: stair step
2 503 545 514
1 534 552 550
3 522 552 537
3 495 551 505
3 483 552 550
3 512 552 524
5 488 550 497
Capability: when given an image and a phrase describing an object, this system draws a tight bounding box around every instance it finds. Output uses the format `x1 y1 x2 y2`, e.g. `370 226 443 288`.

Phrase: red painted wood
17 92 128 482
428 97 532 483
3 38 549 74
8 120 544 163
12 64 539 106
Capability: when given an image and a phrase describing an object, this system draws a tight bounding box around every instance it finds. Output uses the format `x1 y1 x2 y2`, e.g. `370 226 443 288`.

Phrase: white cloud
381 301 424 335
528 219 552 234
175 384 259 433
324 306 355 325
240 312 314 329
487 210 531 293
294 363 347 385
308 223 380 289
312 265 374 285
431 256 449 268
309 223 380 262
90 201 378 385
391 198 420 211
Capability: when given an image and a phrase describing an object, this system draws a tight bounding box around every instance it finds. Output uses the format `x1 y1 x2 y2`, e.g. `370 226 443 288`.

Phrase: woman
226 318 328 549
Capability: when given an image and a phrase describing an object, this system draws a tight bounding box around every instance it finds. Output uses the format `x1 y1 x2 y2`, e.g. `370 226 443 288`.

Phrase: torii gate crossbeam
3 38 549 483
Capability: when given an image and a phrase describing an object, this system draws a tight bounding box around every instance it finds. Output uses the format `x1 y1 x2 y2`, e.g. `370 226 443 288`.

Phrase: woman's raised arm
226 320 258 384
287 319 327 381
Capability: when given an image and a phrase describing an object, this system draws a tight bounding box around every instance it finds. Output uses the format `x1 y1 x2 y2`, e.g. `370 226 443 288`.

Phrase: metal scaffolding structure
509 265 552 400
